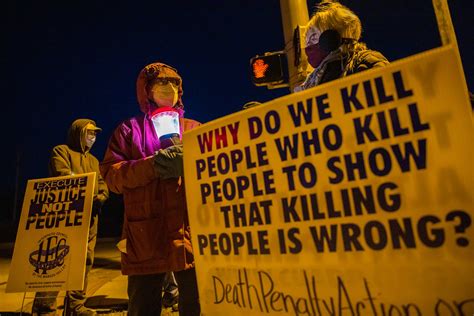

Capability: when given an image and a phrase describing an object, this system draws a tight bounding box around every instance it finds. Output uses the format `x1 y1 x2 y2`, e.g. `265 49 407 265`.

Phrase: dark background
1 0 472 240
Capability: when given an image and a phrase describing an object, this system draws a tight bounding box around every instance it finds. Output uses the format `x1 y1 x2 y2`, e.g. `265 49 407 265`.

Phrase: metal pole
432 0 457 46
279 0 310 92
432 0 469 99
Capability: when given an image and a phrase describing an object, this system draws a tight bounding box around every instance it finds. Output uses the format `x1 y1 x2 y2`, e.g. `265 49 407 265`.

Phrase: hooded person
100 62 201 316
32 119 109 316
296 0 389 91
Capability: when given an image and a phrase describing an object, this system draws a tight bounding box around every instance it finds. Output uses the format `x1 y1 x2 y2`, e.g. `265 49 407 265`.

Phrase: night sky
1 0 472 221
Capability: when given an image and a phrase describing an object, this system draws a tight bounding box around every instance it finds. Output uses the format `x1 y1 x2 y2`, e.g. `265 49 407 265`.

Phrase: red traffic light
250 52 288 86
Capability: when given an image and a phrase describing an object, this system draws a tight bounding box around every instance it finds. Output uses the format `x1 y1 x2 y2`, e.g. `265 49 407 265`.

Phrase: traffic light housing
250 52 288 87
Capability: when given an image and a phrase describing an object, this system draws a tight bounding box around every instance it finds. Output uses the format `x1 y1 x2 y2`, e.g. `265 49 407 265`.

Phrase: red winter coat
100 62 200 275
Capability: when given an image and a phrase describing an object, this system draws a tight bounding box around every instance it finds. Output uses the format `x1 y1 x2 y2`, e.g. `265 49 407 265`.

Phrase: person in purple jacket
100 62 201 316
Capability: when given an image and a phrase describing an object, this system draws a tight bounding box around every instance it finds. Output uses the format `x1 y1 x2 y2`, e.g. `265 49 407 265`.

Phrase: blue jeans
127 268 200 316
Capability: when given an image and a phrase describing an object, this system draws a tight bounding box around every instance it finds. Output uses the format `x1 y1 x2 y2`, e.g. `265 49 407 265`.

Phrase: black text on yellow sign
26 177 88 230
193 69 470 256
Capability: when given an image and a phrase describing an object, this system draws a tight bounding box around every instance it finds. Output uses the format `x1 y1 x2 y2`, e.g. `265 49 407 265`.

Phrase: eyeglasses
144 64 179 80
86 130 98 137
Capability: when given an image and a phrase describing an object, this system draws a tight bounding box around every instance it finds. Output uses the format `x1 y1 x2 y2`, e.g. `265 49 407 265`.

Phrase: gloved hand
154 144 184 179
161 134 182 149
92 196 105 216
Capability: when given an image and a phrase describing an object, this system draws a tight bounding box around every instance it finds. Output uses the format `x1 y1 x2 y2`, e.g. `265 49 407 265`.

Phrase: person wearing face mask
100 62 201 316
296 0 389 91
32 119 109 316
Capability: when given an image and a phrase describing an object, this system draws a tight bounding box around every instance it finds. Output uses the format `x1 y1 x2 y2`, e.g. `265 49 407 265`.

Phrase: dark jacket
49 119 109 206
322 49 388 84
298 48 389 91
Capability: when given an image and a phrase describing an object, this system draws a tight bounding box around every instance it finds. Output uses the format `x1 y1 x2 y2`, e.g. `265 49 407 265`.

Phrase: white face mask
86 136 96 149
85 130 97 149
150 82 179 108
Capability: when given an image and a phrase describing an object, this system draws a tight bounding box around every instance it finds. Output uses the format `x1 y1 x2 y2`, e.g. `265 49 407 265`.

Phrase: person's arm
91 168 109 215
353 50 389 73
96 172 109 202
100 122 157 194
49 145 73 176
93 155 109 204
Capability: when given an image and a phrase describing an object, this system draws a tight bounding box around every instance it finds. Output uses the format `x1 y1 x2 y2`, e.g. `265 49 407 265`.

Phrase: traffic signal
250 52 288 87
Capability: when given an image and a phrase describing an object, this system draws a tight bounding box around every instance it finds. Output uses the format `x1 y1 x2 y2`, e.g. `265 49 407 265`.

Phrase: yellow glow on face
150 82 179 107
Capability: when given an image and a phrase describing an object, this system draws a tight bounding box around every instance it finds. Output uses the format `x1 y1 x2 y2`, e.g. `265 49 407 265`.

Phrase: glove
161 134 182 149
92 193 107 214
154 144 184 179
92 196 104 216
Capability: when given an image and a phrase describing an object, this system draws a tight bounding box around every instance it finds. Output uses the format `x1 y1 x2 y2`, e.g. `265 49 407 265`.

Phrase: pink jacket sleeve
100 122 157 194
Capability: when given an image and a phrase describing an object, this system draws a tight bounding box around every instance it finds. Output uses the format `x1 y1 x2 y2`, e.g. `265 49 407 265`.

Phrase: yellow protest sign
6 173 96 293
183 45 473 315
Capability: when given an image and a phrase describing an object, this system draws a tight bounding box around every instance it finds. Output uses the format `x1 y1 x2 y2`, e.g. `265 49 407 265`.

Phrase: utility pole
432 0 469 107
279 0 310 92
432 0 458 47
432 0 469 99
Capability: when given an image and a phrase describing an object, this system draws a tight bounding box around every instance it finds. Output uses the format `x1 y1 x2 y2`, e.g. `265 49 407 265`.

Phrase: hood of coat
67 118 100 153
136 62 184 116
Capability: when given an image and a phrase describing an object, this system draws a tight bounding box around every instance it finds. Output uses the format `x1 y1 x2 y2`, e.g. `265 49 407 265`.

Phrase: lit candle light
151 106 181 149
